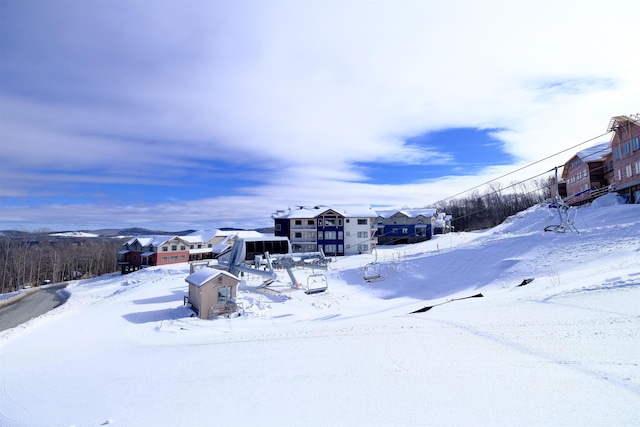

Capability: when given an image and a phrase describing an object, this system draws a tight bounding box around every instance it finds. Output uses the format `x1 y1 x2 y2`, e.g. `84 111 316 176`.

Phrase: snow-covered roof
240 236 289 242
185 268 239 287
189 247 213 255
125 235 175 247
125 235 191 247
185 229 221 243
576 141 610 162
272 205 377 219
217 230 263 238
376 208 437 219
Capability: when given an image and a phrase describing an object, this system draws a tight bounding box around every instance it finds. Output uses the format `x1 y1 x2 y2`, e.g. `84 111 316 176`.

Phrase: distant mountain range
0 226 275 239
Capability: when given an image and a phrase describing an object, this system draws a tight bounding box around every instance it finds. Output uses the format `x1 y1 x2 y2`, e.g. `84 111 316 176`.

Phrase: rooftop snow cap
272 205 377 219
185 267 239 287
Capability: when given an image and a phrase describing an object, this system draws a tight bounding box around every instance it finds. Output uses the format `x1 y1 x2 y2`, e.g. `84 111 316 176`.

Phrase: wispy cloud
0 0 638 230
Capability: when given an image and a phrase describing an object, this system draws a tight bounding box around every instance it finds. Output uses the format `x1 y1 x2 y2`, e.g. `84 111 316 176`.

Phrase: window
197 244 202 249
357 244 369 252
180 245 186 251
294 232 302 238
170 256 178 262
161 257 168 263
623 143 631 155
636 160 640 175
402 228 408 234
357 219 367 225
626 164 633 178
208 244 212 248
338 231 343 240
317 231 323 240
305 231 315 239
357 231 368 238
275 224 281 231
617 169 622 181
190 245 194 249
171 245 177 251
325 231 337 240
345 231 350 236
338 244 343 253
324 244 337 254
324 217 336 226
416 228 425 236
633 137 639 151
162 247 168 252
295 220 302 226
218 286 231 303
180 255 186 261
615 148 621 159
307 220 314 226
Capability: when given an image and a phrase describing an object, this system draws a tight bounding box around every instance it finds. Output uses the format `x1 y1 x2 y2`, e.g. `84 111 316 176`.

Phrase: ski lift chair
305 273 328 294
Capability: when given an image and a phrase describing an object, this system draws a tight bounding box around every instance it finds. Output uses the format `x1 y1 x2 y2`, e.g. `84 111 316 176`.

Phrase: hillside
0 194 639 427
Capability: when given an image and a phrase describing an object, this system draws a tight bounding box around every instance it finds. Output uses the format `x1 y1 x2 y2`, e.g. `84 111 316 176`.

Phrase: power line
432 130 612 205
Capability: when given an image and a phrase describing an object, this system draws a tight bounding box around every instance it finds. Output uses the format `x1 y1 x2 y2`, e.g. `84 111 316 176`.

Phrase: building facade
117 235 191 274
185 267 240 319
117 230 265 274
561 141 610 205
375 209 438 245
272 205 378 256
607 114 640 203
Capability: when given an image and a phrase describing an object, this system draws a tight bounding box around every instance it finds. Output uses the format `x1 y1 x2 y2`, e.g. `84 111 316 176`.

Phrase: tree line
433 177 553 232
0 232 125 294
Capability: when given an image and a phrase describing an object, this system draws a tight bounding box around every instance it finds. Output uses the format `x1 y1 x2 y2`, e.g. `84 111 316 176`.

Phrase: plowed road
0 285 68 332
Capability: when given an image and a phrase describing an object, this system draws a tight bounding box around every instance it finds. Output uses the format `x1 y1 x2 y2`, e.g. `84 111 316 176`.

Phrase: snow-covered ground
1 194 639 427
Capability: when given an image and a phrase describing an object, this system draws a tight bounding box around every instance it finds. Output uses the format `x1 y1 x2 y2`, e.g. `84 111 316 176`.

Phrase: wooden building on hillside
561 141 610 205
607 114 640 203
185 268 240 319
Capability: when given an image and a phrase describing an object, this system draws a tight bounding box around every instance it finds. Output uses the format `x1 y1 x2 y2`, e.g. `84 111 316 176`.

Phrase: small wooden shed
185 267 240 319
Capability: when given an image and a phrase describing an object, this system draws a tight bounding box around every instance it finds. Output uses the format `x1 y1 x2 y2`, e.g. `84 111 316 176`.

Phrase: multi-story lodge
561 141 610 205
272 205 378 256
607 114 640 203
117 229 263 273
117 235 191 274
375 208 438 245
554 114 640 205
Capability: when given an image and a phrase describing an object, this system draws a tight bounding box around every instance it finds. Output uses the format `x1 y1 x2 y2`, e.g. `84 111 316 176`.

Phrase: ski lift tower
545 166 579 233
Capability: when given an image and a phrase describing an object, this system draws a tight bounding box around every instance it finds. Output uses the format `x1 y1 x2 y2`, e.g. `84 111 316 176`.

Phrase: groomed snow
1 195 639 426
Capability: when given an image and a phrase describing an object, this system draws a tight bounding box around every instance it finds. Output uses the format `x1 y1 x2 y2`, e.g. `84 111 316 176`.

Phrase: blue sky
0 0 638 232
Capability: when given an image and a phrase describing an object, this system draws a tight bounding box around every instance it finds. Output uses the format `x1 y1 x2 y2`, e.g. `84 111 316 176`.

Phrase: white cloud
1 0 639 230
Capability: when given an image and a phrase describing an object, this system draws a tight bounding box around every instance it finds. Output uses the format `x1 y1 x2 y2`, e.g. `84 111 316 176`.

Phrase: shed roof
185 268 239 287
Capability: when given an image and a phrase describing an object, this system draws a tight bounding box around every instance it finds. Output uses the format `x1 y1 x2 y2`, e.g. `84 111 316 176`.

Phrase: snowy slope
1 195 639 427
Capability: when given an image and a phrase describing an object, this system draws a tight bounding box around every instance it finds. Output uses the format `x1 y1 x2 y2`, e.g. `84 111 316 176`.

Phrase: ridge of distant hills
0 226 274 239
